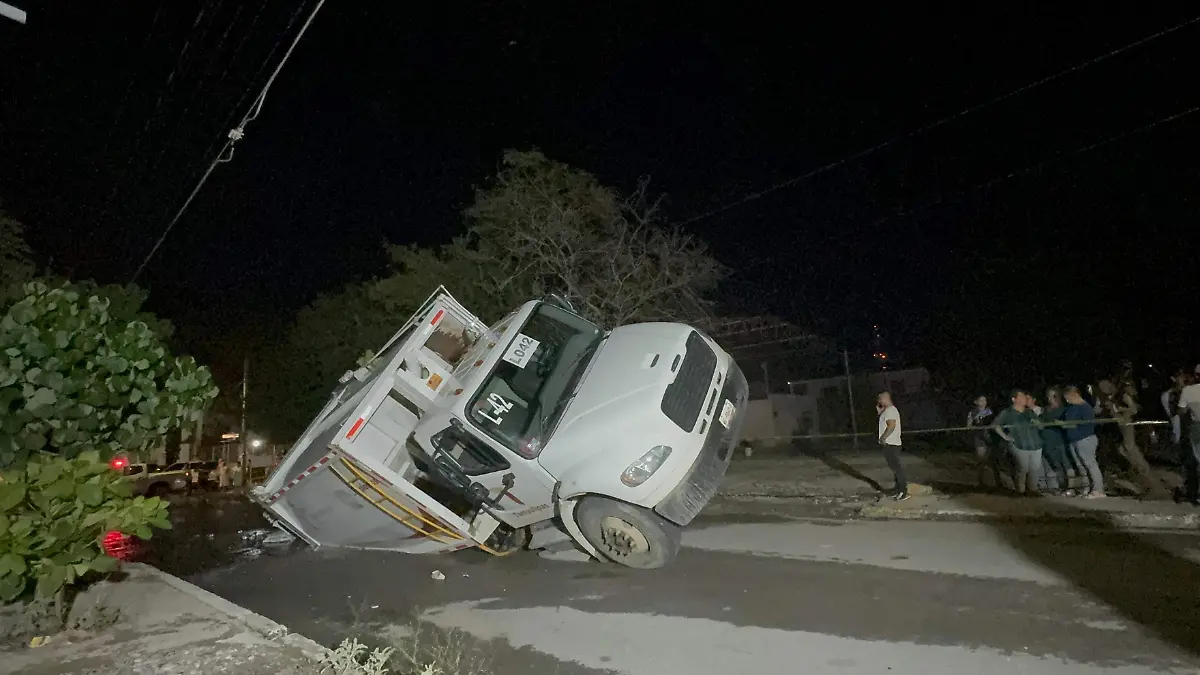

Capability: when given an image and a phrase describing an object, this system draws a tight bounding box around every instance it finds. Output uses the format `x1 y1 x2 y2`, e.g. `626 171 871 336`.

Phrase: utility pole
239 355 249 482
843 349 859 450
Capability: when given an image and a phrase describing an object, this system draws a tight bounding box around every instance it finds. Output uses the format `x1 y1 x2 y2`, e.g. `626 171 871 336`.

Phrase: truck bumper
654 363 748 527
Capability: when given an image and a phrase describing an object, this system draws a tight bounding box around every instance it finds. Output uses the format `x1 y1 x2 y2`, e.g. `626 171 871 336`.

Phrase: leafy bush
0 280 218 469
0 451 170 603
0 207 34 293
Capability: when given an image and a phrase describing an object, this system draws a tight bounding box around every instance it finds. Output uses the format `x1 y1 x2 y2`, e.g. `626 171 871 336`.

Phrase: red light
110 457 127 469
101 531 135 560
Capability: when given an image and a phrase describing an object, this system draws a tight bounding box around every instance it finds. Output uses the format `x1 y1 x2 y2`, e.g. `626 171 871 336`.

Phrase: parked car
164 461 220 489
113 460 186 497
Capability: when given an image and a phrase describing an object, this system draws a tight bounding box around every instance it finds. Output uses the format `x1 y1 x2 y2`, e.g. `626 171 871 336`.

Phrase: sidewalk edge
858 504 1200 529
125 562 329 662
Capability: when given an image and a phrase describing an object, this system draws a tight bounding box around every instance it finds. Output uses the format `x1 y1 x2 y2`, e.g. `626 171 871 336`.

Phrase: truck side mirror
545 293 576 313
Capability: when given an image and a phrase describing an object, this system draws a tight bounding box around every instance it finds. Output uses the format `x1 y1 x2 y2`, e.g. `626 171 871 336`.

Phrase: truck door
412 387 558 530
425 422 557 528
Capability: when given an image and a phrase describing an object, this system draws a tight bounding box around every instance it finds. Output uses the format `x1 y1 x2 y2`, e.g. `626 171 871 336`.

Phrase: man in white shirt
1177 374 1200 505
876 391 909 501
1162 383 1181 445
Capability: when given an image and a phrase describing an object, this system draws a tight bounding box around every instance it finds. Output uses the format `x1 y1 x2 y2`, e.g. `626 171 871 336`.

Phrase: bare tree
257 151 728 436
463 150 725 328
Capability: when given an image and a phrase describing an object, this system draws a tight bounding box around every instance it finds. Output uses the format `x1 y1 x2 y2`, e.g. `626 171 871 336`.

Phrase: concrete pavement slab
193 518 1200 675
1 564 324 675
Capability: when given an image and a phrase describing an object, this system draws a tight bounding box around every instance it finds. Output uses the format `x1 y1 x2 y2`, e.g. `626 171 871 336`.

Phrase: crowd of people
871 365 1200 504
965 387 1106 497
959 367 1200 502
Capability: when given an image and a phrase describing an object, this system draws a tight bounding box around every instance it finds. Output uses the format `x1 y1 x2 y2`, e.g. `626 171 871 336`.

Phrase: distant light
109 457 128 470
251 439 264 448
221 432 239 440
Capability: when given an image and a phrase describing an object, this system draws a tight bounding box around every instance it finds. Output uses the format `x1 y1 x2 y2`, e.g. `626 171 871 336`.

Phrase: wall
789 367 946 435
740 394 820 443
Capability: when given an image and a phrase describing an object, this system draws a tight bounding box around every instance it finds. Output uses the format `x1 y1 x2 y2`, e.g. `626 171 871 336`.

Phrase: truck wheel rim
599 516 650 557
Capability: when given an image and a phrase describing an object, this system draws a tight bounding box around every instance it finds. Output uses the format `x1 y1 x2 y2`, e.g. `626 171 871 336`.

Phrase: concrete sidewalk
717 450 1200 530
861 491 1200 529
721 450 971 499
2 564 325 675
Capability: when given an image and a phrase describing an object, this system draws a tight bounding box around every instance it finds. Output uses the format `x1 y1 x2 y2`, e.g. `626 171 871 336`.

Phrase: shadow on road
798 446 885 492
949 491 1200 658
804 438 1200 657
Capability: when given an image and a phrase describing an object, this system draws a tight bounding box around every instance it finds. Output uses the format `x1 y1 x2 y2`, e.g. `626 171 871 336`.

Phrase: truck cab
253 287 746 569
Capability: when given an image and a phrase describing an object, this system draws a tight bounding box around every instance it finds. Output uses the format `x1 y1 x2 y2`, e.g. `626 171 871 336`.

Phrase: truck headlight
620 445 672 487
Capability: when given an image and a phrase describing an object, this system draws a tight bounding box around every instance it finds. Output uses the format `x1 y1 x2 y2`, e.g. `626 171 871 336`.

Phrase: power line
864 102 1200 228
130 0 327 284
195 2 310 186
677 12 1200 227
95 2 297 255
729 102 1200 276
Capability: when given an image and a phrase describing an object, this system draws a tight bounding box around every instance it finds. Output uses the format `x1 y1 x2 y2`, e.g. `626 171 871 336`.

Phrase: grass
321 607 493 675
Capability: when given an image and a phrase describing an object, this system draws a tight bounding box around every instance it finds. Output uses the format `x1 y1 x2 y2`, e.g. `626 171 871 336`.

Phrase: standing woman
967 395 1002 489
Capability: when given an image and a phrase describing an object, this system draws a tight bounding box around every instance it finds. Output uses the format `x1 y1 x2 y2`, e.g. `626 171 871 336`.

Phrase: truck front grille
659 331 717 432
655 364 748 526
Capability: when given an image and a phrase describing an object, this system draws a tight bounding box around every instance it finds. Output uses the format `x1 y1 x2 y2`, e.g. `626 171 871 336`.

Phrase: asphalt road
189 512 1200 675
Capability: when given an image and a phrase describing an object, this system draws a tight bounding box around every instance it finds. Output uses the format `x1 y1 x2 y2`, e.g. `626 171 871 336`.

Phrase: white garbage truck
251 287 747 569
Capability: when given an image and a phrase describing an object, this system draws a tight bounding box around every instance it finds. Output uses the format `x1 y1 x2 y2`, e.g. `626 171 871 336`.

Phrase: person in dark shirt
1038 388 1071 493
966 395 1003 489
1063 385 1104 498
994 389 1043 495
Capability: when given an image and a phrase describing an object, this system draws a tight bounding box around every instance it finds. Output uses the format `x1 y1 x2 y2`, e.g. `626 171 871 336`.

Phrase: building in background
705 317 944 446
741 367 944 444
705 315 838 399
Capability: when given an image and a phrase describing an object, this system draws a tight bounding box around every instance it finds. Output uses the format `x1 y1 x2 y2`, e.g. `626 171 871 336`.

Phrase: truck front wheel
575 496 681 569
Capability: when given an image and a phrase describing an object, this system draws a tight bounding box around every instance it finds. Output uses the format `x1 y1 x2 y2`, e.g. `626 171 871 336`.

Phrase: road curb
125 563 330 662
858 504 1200 529
707 495 869 520
712 492 1200 530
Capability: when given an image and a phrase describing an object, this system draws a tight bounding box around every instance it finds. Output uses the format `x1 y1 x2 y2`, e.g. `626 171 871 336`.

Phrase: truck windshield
467 303 601 458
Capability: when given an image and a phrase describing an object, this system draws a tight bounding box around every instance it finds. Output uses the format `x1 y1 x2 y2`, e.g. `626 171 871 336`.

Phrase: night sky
2 3 1198 392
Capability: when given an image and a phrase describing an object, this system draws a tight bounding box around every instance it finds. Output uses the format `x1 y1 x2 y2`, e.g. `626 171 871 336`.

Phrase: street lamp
251 439 264 449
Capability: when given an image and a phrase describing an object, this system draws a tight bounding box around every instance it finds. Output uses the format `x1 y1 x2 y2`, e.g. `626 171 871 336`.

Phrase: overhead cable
130 0 327 284
677 13 1200 227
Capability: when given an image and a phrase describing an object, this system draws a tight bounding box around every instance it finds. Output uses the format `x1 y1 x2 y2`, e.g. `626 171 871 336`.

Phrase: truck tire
575 496 681 569
146 482 169 498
